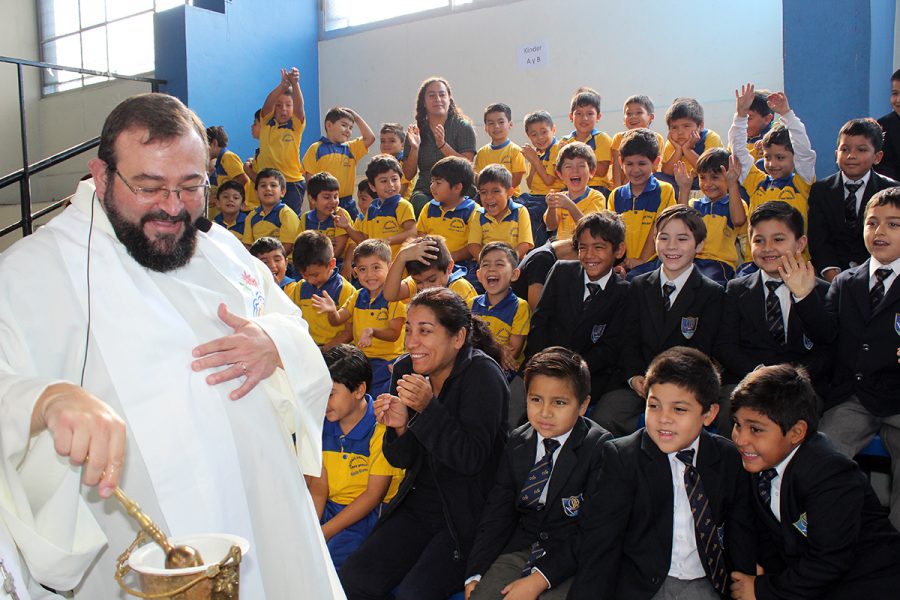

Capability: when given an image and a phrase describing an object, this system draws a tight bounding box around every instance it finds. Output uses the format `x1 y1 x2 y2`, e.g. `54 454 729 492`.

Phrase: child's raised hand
778 251 816 300
431 123 446 148
406 124 420 149
673 160 692 190
334 211 351 229
280 68 291 88
311 290 336 314
396 373 434 413
374 393 408 429
767 91 790 115
734 83 755 116
725 154 742 183
399 238 440 265
521 144 540 162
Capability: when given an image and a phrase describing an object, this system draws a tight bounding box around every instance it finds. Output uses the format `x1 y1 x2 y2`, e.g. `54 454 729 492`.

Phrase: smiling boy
475 103 527 195
242 167 301 256
468 164 534 261
544 142 606 247
559 88 614 195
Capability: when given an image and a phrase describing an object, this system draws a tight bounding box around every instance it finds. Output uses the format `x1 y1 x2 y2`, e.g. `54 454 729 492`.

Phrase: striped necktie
519 438 560 509
663 282 677 312
757 468 778 511
843 180 863 224
871 268 892 310
676 448 727 595
765 280 785 346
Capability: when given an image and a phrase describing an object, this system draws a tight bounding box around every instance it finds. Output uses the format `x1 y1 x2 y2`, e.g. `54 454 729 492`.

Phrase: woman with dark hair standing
402 77 478 215
340 288 509 600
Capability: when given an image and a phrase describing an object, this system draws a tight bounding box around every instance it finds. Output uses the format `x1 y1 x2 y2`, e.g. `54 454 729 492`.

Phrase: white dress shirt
660 265 694 308
869 256 900 295
767 445 800 522
760 271 792 342
582 268 614 300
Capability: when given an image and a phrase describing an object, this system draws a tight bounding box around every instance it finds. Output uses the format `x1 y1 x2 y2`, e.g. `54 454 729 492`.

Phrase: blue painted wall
783 0 895 177
154 0 320 164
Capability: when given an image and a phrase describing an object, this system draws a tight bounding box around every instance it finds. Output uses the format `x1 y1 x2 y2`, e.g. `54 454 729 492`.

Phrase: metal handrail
0 55 165 239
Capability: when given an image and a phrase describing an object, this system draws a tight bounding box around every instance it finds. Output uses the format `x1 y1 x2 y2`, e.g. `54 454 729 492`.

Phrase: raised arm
769 92 816 183
728 83 758 185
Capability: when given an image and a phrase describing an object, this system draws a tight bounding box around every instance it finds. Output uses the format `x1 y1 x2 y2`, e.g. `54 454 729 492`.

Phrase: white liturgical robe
0 180 346 599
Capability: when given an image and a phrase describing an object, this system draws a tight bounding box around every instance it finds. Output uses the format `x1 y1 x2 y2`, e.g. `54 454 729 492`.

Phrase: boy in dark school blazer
603 204 724 436
818 187 900 529
570 347 756 600
465 347 612 600
714 202 832 433
730 364 900 600
527 211 630 427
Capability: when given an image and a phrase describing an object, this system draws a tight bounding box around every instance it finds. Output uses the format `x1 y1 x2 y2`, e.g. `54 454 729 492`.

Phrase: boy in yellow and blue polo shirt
469 242 530 378
729 85 816 232
467 164 533 261
560 88 614 195
242 168 301 256
302 107 375 221
610 129 676 271
660 97 723 185
746 90 776 161
417 156 479 282
339 155 416 260
308 344 404 570
677 148 748 284
250 237 295 290
380 123 418 200
545 142 607 247
610 95 666 188
475 103 527 195
521 110 564 248
384 236 478 304
256 68 307 214
312 239 407 397
206 125 248 219
302 172 352 270
212 180 247 240
286 231 354 349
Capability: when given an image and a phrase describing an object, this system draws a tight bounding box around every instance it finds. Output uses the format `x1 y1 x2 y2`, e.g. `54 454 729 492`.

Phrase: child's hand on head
673 160 692 190
767 91 790 115
311 290 336 314
399 239 439 264
725 154 742 183
406 125 420 149
735 83 755 116
753 140 764 156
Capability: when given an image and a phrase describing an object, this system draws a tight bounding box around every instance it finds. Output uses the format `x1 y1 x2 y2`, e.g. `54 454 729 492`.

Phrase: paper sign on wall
518 41 548 70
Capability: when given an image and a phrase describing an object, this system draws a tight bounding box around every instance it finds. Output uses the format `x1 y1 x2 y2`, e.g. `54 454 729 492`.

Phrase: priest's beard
102 189 198 272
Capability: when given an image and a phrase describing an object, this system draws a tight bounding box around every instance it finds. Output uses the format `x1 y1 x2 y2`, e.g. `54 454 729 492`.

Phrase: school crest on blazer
895 313 900 336
803 333 814 350
792 512 808 537
591 324 606 342
562 493 583 517
681 316 698 339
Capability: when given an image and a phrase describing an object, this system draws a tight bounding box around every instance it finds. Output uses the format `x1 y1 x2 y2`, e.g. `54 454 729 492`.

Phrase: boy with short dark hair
256 67 307 213
243 167 301 256
468 164 534 260
302 171 351 265
600 205 724 436
521 110 564 247
730 84 817 231
875 68 900 179
383 235 477 303
380 123 417 199
302 106 376 221
610 95 665 188
307 344 404 570
570 347 756 600
544 142 606 245
730 365 900 600
527 211 629 404
206 125 248 219
808 118 898 281
465 347 612 600
745 90 775 161
337 154 416 260
475 103 527 195
249 236 294 289
559 88 614 195
213 179 247 240
660 97 724 181
610 128 677 271
675 148 747 284
818 187 900 529
285 230 354 350
312 238 407 397
469 242 531 374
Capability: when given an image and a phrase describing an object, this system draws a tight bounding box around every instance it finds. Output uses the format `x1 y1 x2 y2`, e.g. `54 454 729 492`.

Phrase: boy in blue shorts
469 242 531 375
383 235 478 304
302 107 376 221
212 180 247 240
468 165 534 261
256 67 307 213
242 167 301 256
675 148 747 284
610 95 665 188
302 172 352 269
380 123 417 199
545 142 607 251
521 110 563 247
610 129 676 273
337 155 416 260
730 365 900 599
475 103 527 195
312 239 407 397
285 230 354 350
416 156 478 279
307 344 404 571
660 97 724 188
560 88 614 196
465 347 612 600
249 236 294 289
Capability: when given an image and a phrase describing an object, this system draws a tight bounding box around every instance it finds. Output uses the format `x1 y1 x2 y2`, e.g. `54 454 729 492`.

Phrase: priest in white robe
0 93 346 599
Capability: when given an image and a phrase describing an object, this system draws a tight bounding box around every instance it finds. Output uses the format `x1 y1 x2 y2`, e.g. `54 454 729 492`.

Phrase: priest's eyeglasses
114 170 210 204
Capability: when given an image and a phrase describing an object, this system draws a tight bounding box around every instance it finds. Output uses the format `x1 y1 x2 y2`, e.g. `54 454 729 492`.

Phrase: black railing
0 56 165 239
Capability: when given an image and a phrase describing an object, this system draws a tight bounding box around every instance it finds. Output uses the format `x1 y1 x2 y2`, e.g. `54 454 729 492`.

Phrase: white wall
319 0 784 177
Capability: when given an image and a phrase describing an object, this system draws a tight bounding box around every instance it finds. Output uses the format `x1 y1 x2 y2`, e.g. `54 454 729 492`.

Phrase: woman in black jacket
340 287 510 600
